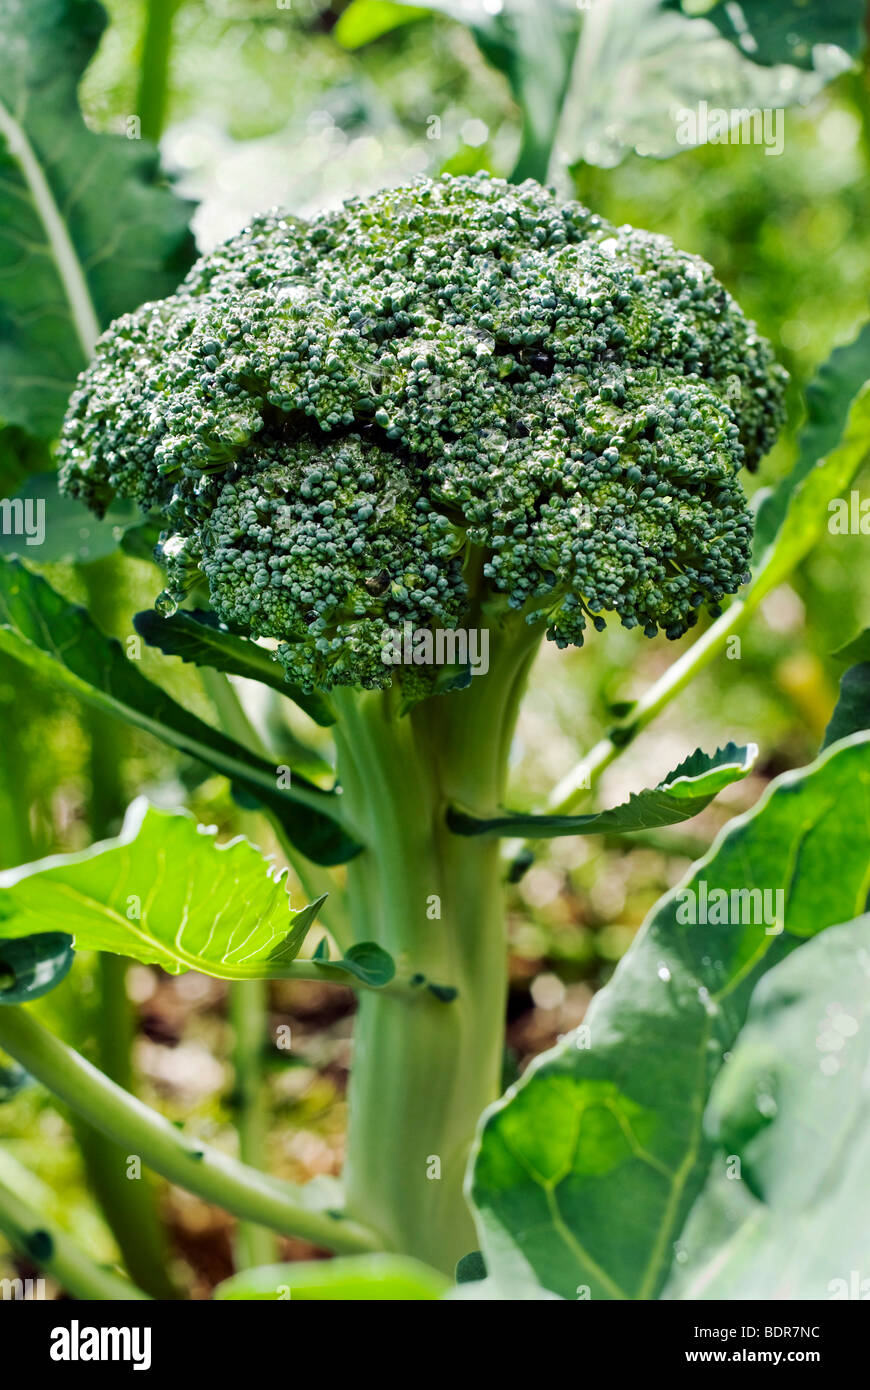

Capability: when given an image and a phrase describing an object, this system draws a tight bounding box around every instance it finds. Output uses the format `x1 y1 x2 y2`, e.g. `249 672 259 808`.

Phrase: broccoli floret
58 173 786 690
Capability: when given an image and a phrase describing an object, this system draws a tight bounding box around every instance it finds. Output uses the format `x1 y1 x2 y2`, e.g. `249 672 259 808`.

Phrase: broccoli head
58 173 786 692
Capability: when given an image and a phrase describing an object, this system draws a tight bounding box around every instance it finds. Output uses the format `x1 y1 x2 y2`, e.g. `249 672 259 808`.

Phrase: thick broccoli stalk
58 174 786 1269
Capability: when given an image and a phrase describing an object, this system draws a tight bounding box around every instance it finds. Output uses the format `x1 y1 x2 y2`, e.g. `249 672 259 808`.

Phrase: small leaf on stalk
0 933 74 1004
450 742 756 839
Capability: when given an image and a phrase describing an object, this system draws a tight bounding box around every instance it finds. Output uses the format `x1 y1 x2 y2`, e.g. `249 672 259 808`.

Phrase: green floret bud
58 173 787 692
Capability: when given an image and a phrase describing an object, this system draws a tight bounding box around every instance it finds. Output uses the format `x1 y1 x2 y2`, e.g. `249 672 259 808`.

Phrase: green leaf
0 800 326 980
0 558 360 866
0 932 74 1003
833 628 870 666
0 0 195 438
559 0 844 169
455 1250 487 1283
667 0 866 70
214 1253 450 1300
664 914 870 1299
449 743 756 838
822 663 870 750
334 0 430 48
134 608 335 727
754 322 870 559
468 731 870 1300
313 940 396 989
750 383 870 599
0 425 51 497
0 472 139 564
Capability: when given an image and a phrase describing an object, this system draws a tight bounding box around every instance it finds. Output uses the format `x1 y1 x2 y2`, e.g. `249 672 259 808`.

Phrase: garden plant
0 0 869 1305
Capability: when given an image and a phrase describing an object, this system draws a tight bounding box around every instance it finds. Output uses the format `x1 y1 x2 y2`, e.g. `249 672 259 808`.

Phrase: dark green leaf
0 801 327 979
449 742 756 838
665 914 870 1299
455 1250 487 1284
754 323 870 559
0 472 139 564
0 932 74 1003
119 521 162 566
667 0 866 70
832 628 870 666
469 731 870 1300
0 559 359 865
315 941 396 989
215 1253 449 1300
749 383 870 596
0 425 51 497
0 0 195 439
822 663 870 749
134 608 335 727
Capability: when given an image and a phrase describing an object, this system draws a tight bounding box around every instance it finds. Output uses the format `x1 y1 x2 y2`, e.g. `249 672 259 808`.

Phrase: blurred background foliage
2 0 869 1295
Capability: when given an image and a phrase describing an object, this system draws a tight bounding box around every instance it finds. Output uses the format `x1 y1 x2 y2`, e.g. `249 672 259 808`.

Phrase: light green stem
335 615 543 1273
230 978 278 1269
508 538 803 870
136 0 179 143
0 1153 149 1301
0 1006 382 1256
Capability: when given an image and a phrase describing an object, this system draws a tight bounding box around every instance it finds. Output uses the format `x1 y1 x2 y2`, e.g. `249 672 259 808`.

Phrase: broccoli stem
333 613 543 1272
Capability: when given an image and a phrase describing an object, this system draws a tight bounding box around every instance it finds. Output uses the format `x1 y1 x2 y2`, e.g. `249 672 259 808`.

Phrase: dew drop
657 962 671 982
155 589 178 617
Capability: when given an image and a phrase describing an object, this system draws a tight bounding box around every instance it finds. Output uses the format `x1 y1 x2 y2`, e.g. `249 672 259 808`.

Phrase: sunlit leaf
665 913 870 1299
0 801 326 979
469 732 870 1299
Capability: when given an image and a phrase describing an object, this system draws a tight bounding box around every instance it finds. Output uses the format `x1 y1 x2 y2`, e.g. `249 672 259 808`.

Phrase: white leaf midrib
0 93 101 364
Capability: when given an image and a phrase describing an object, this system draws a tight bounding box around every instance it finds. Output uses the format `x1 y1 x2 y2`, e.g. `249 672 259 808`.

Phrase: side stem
0 1006 382 1257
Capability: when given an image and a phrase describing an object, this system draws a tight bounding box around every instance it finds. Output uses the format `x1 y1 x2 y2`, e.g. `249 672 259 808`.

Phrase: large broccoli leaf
664 913 870 1299
665 0 866 71
0 558 360 865
557 0 847 169
0 801 326 979
467 731 870 1300
0 0 194 440
754 322 870 559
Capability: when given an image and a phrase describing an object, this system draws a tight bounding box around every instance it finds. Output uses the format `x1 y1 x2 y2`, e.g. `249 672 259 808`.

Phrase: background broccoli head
58 173 787 692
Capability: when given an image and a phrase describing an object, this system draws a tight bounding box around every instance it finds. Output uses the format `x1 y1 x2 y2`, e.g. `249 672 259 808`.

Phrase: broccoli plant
37 173 786 1272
